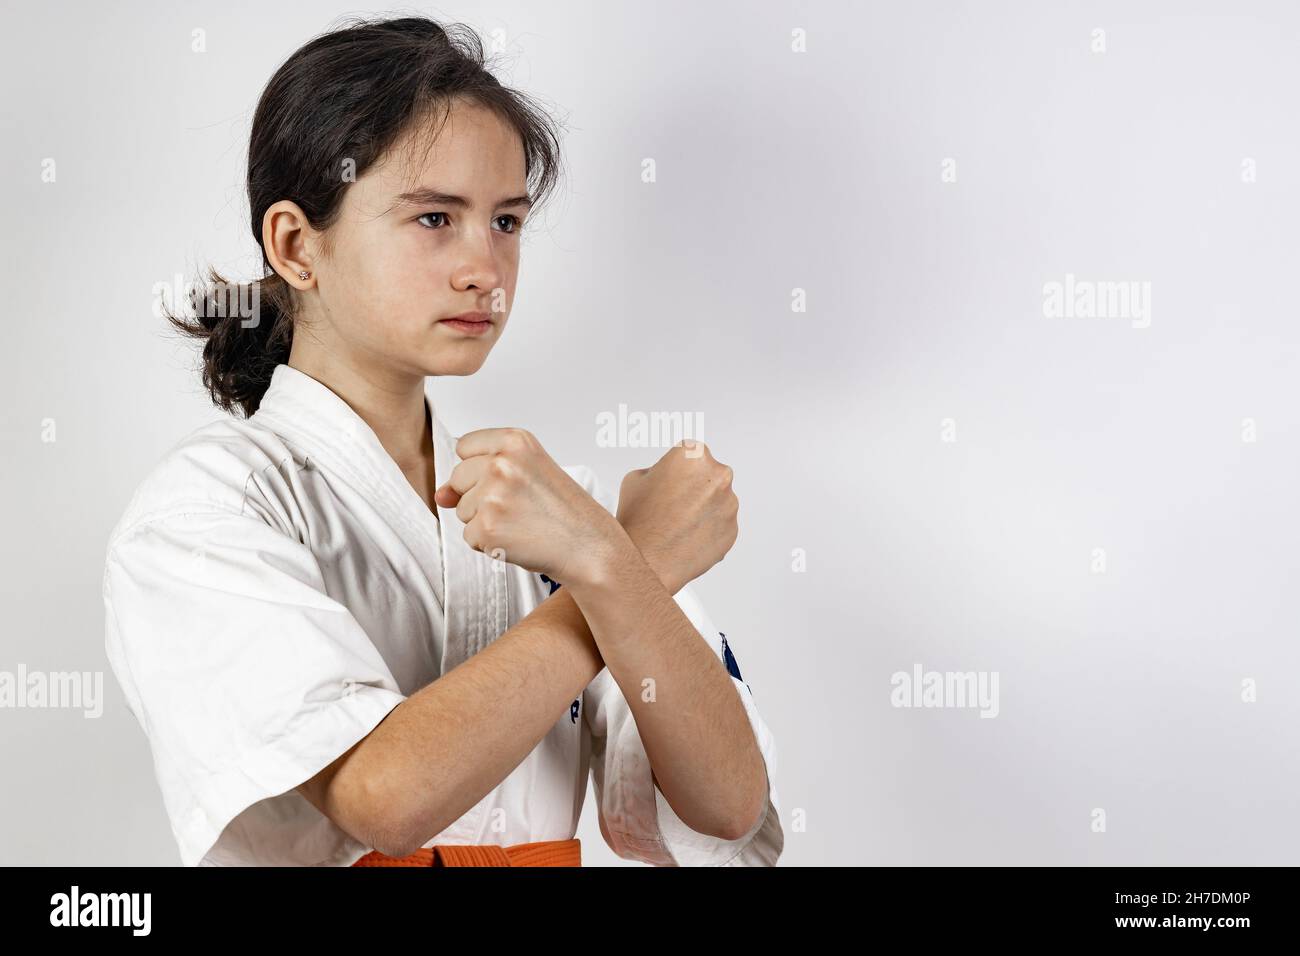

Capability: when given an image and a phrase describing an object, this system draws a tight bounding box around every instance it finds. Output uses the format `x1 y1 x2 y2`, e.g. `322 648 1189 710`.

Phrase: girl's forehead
363 107 527 198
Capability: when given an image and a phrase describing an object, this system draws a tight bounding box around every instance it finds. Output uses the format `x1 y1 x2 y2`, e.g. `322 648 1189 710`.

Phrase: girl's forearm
564 532 768 842
335 586 604 856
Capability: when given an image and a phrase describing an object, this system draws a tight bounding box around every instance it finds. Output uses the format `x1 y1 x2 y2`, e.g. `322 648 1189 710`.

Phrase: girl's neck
286 346 432 476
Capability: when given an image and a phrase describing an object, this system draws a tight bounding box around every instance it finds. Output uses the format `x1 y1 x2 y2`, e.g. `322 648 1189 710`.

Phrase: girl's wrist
563 519 643 596
632 547 685 596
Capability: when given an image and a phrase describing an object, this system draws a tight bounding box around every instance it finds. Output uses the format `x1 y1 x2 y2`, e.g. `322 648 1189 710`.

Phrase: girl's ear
262 199 316 288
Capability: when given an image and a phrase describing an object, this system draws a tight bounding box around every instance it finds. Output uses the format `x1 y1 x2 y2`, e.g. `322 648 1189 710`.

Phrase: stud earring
298 270 311 280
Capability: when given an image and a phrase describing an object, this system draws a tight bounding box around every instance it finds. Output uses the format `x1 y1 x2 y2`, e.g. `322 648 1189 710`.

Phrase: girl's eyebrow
391 187 533 211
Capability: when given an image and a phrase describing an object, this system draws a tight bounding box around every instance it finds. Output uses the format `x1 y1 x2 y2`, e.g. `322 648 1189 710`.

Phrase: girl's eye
416 212 524 233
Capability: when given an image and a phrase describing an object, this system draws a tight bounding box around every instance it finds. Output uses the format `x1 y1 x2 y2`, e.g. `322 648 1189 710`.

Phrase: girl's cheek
369 250 423 294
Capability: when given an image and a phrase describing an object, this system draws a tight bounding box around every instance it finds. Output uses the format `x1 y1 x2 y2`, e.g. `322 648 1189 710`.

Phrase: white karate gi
102 363 784 866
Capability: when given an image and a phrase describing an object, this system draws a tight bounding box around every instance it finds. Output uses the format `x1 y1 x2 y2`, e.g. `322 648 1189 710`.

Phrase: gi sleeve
102 506 407 867
566 464 785 866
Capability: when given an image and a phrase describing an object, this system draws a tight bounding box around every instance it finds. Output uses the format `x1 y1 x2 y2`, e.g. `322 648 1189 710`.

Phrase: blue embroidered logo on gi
570 697 581 723
540 573 562 595
720 632 752 695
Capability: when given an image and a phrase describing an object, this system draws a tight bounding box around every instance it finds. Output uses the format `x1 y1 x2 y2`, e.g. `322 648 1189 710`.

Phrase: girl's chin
417 349 494 377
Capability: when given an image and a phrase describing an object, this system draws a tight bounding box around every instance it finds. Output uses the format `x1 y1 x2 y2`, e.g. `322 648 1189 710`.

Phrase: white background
1 0 1297 865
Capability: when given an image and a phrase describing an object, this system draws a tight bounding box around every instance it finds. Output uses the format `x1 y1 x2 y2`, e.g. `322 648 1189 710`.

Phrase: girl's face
303 98 531 380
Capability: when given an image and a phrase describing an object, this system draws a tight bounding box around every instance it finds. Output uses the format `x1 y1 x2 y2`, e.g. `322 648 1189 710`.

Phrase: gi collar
249 363 502 672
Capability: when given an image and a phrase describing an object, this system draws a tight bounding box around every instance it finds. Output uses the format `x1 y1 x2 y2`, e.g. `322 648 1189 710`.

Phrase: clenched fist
616 440 739 594
433 427 625 587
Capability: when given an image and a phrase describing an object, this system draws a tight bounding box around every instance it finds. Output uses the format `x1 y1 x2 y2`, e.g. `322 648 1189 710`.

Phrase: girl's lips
438 317 493 336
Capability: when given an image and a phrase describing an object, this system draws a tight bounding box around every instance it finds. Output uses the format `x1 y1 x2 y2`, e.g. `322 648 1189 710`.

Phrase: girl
102 15 783 867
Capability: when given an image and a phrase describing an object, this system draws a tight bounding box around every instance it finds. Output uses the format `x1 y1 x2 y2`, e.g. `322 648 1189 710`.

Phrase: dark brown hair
167 15 565 418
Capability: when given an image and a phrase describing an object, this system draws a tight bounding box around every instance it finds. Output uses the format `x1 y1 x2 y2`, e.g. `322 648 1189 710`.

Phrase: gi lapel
250 363 447 640
429 407 511 672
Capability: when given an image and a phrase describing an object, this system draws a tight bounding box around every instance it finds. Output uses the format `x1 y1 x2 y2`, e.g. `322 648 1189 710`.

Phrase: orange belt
352 838 581 867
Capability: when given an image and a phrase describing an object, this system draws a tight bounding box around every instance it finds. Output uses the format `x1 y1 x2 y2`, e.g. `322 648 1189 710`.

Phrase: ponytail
165 267 295 418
